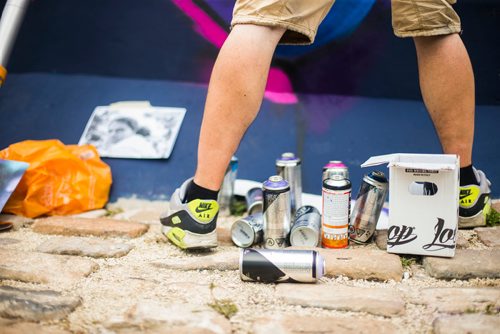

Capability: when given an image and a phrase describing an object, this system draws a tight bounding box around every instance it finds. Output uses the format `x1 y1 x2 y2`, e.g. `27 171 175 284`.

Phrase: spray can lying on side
231 213 264 248
239 248 325 283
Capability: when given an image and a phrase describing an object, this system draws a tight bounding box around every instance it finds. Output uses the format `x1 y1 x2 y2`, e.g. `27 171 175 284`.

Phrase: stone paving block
0 238 20 246
433 314 500 334
152 250 239 271
36 236 133 258
0 318 71 334
276 284 405 317
315 247 403 282
105 301 231 334
374 229 387 250
0 249 99 285
475 226 500 248
0 214 34 231
456 233 470 249
70 209 108 219
252 314 398 334
217 226 233 246
0 286 81 321
114 209 162 224
32 216 149 238
415 287 500 313
423 249 500 279
492 199 500 213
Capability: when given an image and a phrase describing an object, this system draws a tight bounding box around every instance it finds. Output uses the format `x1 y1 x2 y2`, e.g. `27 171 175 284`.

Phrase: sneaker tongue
179 177 194 203
472 167 480 184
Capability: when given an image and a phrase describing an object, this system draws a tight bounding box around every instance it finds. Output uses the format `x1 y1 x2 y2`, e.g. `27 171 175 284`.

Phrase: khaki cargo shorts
231 0 462 45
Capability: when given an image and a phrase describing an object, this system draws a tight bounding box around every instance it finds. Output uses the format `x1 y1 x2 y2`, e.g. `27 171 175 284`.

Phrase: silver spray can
276 152 302 218
239 248 325 283
322 160 349 181
290 205 321 247
231 213 264 248
322 175 351 249
245 187 263 215
349 171 388 244
218 156 238 214
263 175 291 249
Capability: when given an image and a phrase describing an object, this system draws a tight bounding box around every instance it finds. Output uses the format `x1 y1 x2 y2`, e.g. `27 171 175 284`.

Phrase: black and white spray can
290 205 321 247
263 175 291 249
231 213 264 248
239 248 325 283
276 152 302 218
349 171 388 244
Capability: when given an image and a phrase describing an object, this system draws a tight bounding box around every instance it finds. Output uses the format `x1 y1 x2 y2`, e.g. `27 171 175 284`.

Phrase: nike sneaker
459 168 491 228
160 178 219 249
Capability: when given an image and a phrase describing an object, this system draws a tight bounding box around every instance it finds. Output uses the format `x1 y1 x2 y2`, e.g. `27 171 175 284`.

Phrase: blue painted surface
0 74 498 201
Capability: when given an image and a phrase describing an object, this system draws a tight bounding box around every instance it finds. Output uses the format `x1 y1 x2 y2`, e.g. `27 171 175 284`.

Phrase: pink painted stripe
171 0 227 48
170 0 298 104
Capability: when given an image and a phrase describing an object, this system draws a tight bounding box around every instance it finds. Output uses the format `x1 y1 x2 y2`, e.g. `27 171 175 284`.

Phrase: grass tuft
207 282 238 319
400 256 417 268
486 207 500 227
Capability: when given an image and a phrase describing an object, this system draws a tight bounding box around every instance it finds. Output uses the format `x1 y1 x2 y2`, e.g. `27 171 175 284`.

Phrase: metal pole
0 0 30 86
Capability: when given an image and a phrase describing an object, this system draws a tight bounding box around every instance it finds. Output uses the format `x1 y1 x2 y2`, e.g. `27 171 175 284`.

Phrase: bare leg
194 24 286 190
414 34 474 168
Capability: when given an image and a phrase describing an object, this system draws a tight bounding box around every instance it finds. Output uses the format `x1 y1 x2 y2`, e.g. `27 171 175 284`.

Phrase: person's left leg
413 34 473 168
392 0 491 227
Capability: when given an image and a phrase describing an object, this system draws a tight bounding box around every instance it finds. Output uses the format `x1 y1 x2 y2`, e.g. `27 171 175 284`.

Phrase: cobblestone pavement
0 198 499 334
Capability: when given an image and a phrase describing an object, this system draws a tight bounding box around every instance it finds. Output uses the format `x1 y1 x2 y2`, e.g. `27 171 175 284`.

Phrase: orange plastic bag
0 139 112 218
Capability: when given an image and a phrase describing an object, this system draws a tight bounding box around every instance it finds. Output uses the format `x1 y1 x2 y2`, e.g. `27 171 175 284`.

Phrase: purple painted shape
170 0 298 105
301 94 357 134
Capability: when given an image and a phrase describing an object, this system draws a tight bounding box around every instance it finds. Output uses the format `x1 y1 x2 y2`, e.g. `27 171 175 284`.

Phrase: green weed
207 282 238 319
486 207 500 227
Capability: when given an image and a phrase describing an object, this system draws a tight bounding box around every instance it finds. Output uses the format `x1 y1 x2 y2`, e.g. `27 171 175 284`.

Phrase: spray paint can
289 205 321 247
239 248 325 283
245 187 263 215
231 213 264 248
276 152 302 218
218 156 238 214
322 160 349 181
349 171 389 244
263 175 291 249
322 175 351 249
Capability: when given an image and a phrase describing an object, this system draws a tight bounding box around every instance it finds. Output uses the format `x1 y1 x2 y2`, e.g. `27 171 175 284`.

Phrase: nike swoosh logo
459 193 471 200
195 206 212 213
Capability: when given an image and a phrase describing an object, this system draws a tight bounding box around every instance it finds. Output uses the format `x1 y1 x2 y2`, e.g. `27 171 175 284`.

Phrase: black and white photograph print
79 104 186 159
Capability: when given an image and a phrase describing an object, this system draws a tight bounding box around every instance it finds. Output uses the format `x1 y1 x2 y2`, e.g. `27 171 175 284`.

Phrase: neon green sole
166 227 188 249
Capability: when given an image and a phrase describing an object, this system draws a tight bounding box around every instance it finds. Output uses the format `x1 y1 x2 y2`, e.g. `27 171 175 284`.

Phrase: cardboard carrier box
362 153 459 258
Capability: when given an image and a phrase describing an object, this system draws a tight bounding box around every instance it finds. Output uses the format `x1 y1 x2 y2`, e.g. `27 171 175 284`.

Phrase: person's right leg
160 25 285 249
194 24 286 192
161 0 335 249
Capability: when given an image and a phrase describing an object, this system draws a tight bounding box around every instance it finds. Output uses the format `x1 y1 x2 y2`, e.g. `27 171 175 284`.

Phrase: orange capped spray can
322 175 351 248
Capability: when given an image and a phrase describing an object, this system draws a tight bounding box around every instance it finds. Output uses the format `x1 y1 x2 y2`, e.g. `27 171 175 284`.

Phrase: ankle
185 180 219 202
460 165 479 186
